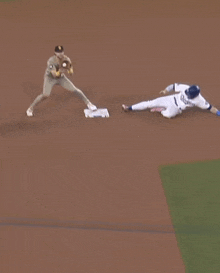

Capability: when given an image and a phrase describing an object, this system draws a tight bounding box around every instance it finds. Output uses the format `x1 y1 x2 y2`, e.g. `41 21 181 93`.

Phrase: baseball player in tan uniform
26 46 97 117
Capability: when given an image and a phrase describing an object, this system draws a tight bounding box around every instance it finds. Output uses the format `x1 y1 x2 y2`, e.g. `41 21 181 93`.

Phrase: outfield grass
159 160 220 273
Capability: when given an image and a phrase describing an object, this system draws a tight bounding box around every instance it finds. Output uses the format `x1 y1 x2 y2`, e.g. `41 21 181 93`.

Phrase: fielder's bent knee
42 93 50 99
75 88 82 94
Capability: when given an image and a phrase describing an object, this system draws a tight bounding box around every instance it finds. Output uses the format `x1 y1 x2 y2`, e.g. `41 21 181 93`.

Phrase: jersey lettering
180 94 195 106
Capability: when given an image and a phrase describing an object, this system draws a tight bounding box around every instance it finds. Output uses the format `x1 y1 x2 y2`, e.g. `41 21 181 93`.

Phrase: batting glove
216 110 220 116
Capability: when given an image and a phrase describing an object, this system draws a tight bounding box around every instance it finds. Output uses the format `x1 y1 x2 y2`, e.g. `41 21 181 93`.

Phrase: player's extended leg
59 75 97 110
26 76 54 117
122 96 170 112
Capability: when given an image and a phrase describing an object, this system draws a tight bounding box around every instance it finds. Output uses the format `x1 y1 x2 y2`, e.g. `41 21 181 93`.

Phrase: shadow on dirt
0 119 58 138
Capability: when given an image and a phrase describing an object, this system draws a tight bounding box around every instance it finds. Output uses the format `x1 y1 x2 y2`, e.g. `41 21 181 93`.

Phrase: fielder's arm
51 70 61 78
48 63 61 78
68 66 74 75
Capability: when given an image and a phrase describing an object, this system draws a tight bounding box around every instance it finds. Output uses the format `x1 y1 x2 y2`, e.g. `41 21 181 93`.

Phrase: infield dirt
1 0 220 272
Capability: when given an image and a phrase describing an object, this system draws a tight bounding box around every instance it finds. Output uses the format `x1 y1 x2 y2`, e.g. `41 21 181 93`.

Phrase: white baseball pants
131 95 182 118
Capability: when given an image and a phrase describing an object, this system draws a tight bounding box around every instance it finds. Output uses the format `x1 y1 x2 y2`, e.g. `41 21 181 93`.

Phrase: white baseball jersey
167 83 211 111
130 83 211 118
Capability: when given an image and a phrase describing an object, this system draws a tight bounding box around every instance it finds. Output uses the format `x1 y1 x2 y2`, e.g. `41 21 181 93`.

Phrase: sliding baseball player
122 83 220 118
26 46 97 117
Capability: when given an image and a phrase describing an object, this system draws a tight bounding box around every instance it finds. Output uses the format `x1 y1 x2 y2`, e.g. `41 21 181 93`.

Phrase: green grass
159 159 220 273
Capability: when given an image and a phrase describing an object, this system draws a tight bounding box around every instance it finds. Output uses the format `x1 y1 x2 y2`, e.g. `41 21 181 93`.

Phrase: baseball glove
61 60 74 75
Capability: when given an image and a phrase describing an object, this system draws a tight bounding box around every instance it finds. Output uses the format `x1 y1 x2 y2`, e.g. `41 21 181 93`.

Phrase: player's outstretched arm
160 84 175 95
209 106 220 116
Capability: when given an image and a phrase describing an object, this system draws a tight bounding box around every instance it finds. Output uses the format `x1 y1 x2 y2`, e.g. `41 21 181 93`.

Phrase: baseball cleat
122 104 130 112
87 102 97 111
150 107 165 112
26 108 33 117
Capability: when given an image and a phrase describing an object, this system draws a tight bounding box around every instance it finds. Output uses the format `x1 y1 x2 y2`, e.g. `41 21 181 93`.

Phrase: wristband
216 110 220 116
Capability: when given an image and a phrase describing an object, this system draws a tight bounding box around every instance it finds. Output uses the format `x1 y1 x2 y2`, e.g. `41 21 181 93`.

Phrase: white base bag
84 108 110 118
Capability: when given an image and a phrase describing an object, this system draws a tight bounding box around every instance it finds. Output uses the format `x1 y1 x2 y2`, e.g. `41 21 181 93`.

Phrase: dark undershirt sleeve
207 104 212 110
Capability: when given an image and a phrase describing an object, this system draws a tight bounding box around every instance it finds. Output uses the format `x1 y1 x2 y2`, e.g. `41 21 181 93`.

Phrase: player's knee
42 93 50 99
74 88 82 94
161 112 173 119
162 114 172 119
